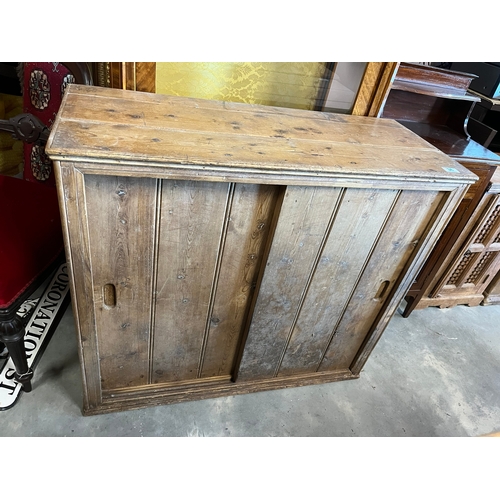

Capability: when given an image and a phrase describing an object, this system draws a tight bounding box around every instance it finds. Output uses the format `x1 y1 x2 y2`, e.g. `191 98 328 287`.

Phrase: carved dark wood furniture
0 63 92 394
46 85 475 414
377 63 500 315
412 170 500 310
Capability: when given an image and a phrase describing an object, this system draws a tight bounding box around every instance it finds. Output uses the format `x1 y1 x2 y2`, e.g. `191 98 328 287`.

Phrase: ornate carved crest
30 144 52 181
29 69 51 110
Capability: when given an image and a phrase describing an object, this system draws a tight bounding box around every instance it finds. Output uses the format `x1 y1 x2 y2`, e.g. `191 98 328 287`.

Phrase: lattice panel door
436 194 500 300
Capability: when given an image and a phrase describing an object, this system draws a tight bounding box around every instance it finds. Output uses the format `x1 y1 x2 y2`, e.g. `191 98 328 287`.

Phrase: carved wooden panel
415 191 500 309
442 196 500 293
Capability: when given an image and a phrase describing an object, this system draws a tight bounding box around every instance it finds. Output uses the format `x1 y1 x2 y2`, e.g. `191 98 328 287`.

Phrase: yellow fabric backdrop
156 62 330 110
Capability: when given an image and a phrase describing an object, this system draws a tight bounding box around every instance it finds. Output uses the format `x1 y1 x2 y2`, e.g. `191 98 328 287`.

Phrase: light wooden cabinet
46 85 475 415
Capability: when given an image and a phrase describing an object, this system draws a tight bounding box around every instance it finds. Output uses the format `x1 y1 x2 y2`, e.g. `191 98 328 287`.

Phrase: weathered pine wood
151 181 279 384
152 180 231 383
320 190 445 371
200 183 278 378
277 188 400 377
94 368 356 416
53 163 102 411
350 184 470 374
236 185 344 381
85 175 157 390
47 85 472 186
46 86 477 415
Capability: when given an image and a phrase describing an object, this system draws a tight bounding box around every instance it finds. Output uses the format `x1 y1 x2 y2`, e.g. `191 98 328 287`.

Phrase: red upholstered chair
0 63 92 393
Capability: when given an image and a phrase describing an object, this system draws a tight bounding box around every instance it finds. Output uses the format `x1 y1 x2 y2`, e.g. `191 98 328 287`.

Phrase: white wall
323 62 367 113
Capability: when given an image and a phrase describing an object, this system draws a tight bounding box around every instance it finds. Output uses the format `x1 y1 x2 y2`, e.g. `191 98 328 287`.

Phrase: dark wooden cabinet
46 85 474 414
378 63 500 314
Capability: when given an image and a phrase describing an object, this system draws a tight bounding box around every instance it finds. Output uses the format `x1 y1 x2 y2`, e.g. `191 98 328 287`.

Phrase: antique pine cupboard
46 85 476 415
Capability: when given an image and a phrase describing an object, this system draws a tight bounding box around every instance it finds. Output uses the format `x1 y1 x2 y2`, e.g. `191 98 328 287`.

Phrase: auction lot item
46 85 476 415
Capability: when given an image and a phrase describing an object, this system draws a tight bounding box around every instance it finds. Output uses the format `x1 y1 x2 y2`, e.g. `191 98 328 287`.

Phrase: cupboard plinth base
83 369 358 416
413 294 485 310
481 294 500 306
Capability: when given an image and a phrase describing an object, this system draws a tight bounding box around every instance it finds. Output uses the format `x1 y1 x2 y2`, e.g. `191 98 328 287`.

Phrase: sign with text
0 263 70 410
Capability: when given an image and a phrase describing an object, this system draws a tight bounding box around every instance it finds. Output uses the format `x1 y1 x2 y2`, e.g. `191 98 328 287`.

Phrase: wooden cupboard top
46 84 476 188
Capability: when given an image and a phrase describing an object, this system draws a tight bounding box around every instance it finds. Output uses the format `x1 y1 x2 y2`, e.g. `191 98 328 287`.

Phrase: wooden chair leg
0 312 33 392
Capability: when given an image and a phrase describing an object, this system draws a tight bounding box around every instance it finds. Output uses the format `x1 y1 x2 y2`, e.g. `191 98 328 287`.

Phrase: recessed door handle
374 280 390 300
103 283 117 308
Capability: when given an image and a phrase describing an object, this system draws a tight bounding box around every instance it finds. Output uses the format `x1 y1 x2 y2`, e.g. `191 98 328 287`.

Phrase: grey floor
1 300 499 437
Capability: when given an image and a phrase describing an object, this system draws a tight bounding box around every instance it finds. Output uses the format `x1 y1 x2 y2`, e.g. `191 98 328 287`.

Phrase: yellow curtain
155 62 331 110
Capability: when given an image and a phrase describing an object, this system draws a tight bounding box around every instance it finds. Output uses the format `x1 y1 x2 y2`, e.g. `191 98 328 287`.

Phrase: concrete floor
1 300 499 437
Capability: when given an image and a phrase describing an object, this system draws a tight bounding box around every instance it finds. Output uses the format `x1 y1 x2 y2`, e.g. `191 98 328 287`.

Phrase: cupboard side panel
85 175 157 390
236 185 343 381
320 190 445 371
200 184 278 378
152 180 230 383
55 163 102 410
278 188 400 377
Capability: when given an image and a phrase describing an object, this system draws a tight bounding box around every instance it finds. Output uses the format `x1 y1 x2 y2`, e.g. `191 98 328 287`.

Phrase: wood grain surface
352 62 399 117
199 183 278 378
236 185 344 380
278 188 399 376
47 85 474 187
320 189 445 371
85 175 157 390
152 180 230 383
